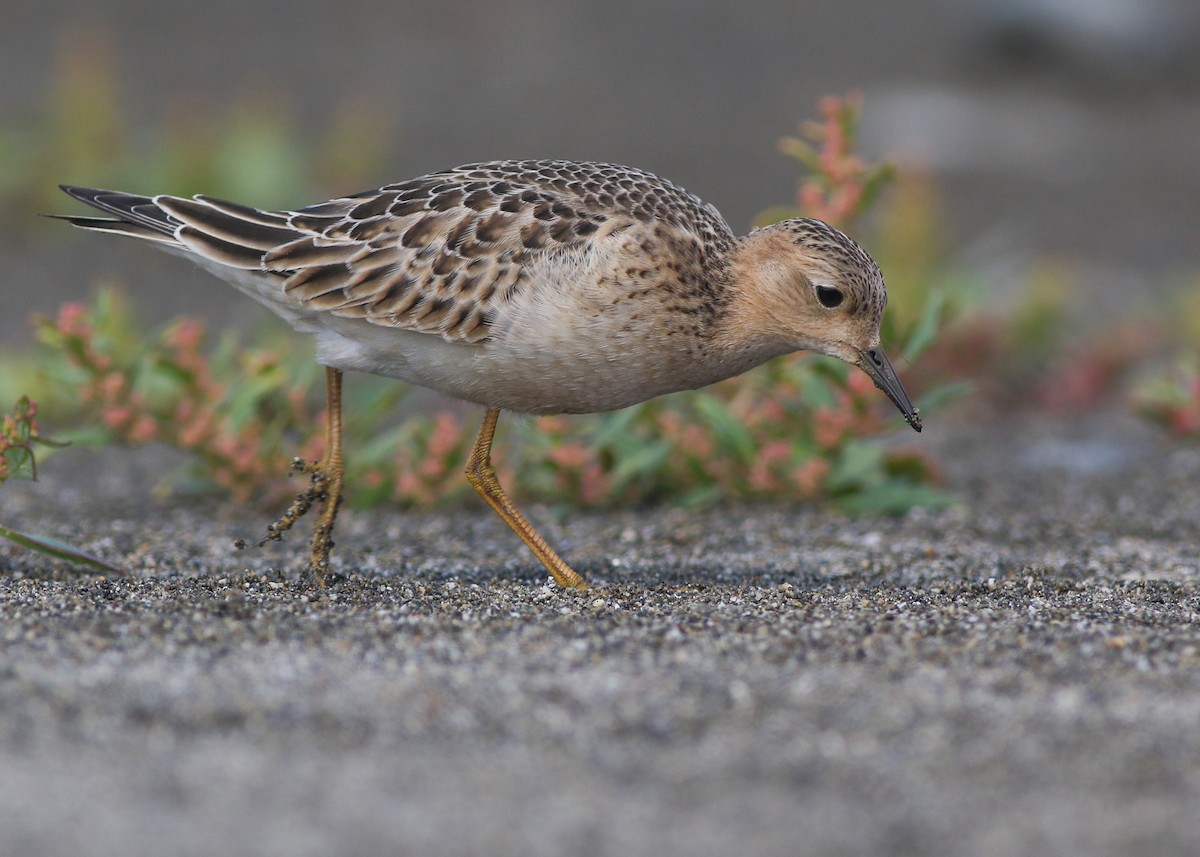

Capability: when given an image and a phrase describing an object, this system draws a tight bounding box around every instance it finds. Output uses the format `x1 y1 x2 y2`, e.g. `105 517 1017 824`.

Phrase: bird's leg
259 367 345 587
464 408 589 590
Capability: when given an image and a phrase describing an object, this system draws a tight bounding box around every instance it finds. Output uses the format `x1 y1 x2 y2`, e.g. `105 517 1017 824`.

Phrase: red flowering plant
1134 357 1200 439
1130 281 1200 440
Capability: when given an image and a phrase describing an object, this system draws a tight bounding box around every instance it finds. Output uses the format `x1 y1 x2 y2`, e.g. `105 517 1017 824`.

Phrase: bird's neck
700 232 802 375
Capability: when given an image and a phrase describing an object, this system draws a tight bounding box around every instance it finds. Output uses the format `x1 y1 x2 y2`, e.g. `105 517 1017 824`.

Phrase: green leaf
14 399 34 442
915 380 973 413
609 438 673 491
30 434 72 450
796 363 843 410
827 440 885 492
902 288 947 362
858 163 896 215
676 483 723 509
2 446 36 481
149 357 200 393
778 136 822 172
356 422 409 463
692 394 757 461
0 524 128 575
223 371 287 430
591 405 647 451
346 378 410 432
50 425 117 448
837 481 956 515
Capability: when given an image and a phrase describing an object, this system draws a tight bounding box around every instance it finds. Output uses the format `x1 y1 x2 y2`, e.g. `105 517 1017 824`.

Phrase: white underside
183 251 787 415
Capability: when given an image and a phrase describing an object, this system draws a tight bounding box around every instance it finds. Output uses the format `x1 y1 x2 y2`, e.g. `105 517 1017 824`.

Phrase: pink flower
362 469 385 489
394 470 430 504
579 463 611 505
548 442 590 470
127 415 158 444
793 458 830 497
813 408 852 449
100 372 127 402
102 405 131 430
166 319 205 353
748 463 780 493
535 416 570 435
1171 406 1200 437
56 303 89 337
418 457 445 479
426 412 462 459
679 425 714 458
177 415 212 448
759 440 792 463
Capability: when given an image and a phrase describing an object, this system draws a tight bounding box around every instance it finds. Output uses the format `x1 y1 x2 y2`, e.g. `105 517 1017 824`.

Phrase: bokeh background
4 0 1199 348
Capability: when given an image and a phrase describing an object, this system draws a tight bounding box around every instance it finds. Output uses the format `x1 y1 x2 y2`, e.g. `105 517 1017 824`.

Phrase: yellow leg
465 408 589 590
259 367 345 587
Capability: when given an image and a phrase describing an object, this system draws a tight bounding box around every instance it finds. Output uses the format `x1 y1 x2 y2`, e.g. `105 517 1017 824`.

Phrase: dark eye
815 285 844 308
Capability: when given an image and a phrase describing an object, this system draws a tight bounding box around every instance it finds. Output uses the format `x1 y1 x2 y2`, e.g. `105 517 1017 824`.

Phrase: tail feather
57 185 313 273
194 194 293 228
47 213 178 244
156 195 299 250
58 185 179 237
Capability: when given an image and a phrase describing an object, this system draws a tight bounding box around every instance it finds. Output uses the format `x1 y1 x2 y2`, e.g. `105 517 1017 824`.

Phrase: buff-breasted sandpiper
58 159 921 589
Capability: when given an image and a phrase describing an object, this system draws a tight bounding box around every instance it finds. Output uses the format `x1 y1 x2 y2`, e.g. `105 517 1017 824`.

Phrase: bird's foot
258 455 344 587
258 457 326 544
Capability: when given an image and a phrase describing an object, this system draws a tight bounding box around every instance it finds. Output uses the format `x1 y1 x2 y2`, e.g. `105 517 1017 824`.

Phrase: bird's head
724 217 921 431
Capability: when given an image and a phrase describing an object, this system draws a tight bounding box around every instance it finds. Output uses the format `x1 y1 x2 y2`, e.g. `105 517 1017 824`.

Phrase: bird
56 159 921 590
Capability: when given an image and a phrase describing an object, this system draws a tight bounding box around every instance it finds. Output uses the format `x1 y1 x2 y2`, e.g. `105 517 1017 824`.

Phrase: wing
61 160 735 344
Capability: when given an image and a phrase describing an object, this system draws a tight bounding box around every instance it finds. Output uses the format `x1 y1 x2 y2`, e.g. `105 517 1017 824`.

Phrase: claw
257 463 326 546
251 368 346 587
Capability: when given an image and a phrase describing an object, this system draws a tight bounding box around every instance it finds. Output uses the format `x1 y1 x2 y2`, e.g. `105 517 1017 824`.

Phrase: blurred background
2 0 1199 417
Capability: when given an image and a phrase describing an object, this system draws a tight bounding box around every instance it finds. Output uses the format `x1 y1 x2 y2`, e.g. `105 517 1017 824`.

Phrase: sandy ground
2 409 1199 857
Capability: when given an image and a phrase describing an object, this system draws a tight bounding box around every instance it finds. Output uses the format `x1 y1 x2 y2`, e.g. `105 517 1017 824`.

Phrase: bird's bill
856 346 922 432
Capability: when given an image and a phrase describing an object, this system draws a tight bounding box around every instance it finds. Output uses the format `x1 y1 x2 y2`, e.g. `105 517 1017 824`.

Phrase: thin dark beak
857 346 922 432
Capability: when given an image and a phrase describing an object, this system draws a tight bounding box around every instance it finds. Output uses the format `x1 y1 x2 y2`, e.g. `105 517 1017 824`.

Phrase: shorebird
57 160 921 589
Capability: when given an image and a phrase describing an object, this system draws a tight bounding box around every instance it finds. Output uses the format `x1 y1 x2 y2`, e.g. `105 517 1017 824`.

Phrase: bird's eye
815 285 844 308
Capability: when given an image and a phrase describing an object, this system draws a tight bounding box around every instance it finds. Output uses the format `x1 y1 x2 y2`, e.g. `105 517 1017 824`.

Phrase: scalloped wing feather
67 161 736 345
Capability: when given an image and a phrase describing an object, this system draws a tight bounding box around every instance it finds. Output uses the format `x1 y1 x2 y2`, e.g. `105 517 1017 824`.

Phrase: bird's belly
471 337 706 414
313 314 727 415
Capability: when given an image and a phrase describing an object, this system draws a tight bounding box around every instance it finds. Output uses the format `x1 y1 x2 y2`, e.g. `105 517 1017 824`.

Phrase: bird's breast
314 266 743 414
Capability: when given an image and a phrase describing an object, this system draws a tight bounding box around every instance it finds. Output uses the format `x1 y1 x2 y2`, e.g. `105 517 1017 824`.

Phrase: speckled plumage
58 160 920 588
58 161 914 417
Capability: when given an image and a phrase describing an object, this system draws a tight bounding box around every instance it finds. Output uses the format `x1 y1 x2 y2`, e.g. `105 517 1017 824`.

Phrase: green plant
29 283 949 514
33 289 329 502
756 92 894 231
1131 281 1200 438
0 396 125 573
0 397 51 485
1133 356 1200 438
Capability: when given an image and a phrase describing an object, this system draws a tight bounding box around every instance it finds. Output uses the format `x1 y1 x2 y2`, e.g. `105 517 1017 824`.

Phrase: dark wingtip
60 184 100 201
58 184 137 205
58 185 117 209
